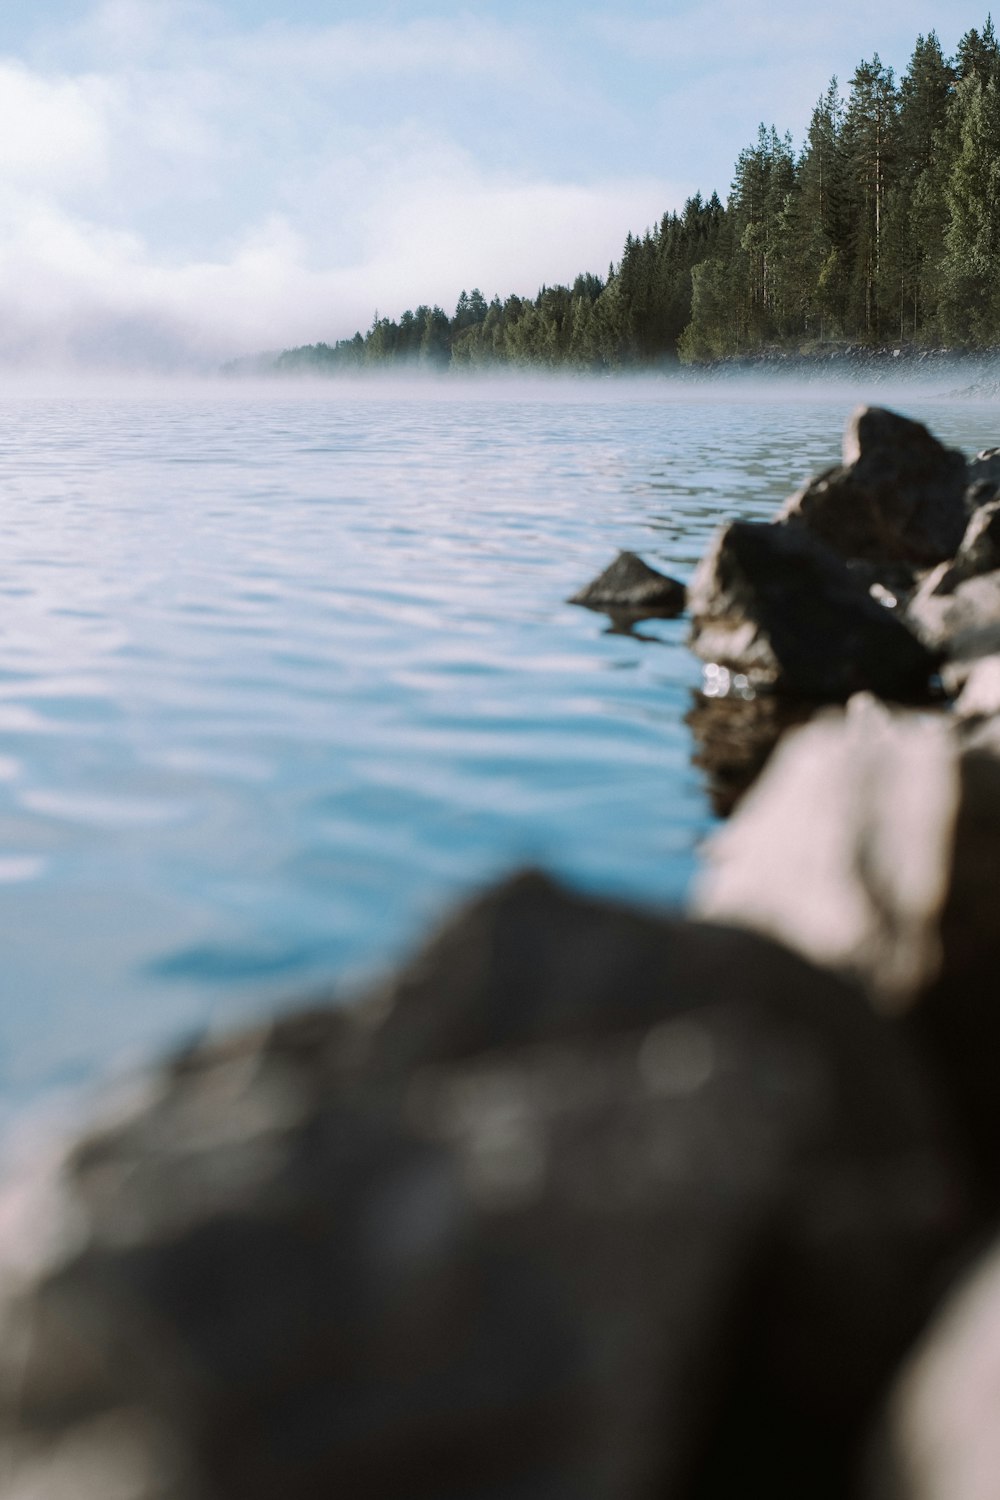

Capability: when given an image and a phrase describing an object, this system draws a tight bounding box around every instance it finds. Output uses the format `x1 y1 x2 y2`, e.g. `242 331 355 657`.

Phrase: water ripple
0 383 995 1118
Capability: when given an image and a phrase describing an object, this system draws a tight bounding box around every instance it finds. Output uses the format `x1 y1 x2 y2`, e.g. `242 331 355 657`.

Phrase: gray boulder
694 696 1000 1180
568 551 686 619
779 407 968 566
693 695 958 1013
0 874 969 1500
687 520 935 701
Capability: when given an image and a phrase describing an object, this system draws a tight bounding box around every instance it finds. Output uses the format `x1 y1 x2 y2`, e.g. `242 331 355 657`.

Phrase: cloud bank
0 5 686 371
1 0 995 371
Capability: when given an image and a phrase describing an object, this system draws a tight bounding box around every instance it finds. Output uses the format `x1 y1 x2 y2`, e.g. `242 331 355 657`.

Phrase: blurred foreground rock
0 874 968 1500
694 694 1000 1180
694 696 958 1009
687 520 935 701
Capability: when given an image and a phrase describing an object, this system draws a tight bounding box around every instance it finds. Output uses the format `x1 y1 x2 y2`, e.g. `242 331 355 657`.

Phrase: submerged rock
780 407 968 566
568 550 686 619
687 520 935 701
0 873 968 1500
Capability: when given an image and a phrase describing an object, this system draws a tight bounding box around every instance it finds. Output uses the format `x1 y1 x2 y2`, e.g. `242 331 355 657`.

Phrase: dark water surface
0 378 996 1116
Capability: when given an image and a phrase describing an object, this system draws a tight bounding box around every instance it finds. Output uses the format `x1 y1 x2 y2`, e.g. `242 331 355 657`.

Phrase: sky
1 0 996 370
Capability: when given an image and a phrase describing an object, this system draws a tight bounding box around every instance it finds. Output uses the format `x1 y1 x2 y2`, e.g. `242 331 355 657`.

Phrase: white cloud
0 62 110 187
0 167 683 369
0 4 693 369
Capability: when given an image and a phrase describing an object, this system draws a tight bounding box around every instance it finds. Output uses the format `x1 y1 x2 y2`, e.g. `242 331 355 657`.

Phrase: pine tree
940 72 1000 341
842 55 899 337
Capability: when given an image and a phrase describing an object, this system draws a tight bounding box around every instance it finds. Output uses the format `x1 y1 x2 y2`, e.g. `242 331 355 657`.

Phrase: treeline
275 17 1000 372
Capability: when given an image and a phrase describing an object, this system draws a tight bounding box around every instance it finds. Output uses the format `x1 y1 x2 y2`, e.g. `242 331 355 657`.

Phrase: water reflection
686 690 816 817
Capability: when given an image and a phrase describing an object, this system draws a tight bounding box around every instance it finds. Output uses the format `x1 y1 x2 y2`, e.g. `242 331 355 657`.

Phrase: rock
954 654 1000 717
913 499 1000 598
779 407 968 566
965 445 1000 495
693 695 959 1013
845 559 920 610
0 874 969 1500
568 551 686 619
873 1234 1000 1500
905 570 1000 688
694 696 1000 1181
909 740 1000 1180
686 520 936 701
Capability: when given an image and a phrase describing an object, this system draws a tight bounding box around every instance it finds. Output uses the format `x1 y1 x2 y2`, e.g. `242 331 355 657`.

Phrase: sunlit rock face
0 874 967 1500
686 520 935 701
780 406 968 567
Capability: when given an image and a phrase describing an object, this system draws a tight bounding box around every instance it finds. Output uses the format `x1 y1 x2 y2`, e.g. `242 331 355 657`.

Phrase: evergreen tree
884 33 955 337
940 72 1000 340
842 55 899 337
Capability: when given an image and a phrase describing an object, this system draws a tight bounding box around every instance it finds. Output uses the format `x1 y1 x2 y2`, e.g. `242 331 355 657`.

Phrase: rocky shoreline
3 408 1000 1497
687 342 1000 394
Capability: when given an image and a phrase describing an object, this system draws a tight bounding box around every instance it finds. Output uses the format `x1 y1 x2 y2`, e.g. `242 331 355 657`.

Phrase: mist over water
0 374 996 1122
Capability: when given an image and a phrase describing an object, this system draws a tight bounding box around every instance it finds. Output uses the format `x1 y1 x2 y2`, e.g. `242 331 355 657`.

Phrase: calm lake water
0 376 997 1118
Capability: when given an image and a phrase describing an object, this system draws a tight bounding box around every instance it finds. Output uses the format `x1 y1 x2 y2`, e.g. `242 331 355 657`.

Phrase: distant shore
222 342 1000 394
689 342 1000 392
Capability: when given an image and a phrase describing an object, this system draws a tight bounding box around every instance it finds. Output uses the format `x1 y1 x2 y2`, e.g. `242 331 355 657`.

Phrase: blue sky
1 1 995 367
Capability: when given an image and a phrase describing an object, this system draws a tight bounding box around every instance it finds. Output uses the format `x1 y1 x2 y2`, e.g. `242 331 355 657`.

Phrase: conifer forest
275 20 1000 372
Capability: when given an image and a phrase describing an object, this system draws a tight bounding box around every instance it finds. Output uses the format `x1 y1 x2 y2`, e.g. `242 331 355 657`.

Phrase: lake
0 375 996 1120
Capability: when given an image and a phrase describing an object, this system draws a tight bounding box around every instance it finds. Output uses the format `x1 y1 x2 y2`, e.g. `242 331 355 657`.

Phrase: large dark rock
687 519 935 701
779 406 968 566
0 874 969 1500
568 551 686 619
